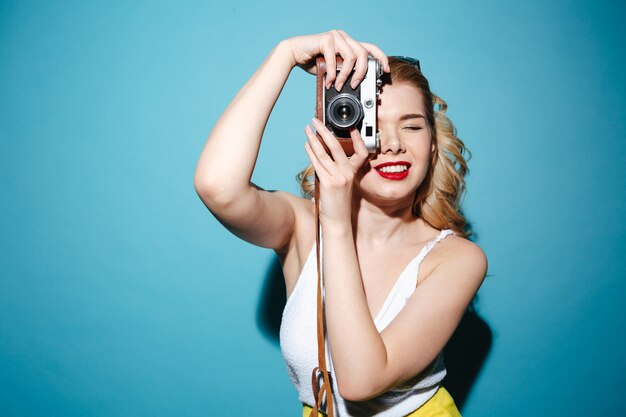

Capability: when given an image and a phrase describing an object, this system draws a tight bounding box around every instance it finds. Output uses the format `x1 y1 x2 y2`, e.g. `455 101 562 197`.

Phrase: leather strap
309 56 335 417
310 175 334 417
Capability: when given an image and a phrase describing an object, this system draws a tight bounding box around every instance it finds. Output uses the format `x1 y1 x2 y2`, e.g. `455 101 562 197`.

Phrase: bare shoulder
446 235 487 270
421 234 488 287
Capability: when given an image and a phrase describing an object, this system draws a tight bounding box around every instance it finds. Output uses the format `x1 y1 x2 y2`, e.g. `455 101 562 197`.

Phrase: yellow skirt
302 386 462 417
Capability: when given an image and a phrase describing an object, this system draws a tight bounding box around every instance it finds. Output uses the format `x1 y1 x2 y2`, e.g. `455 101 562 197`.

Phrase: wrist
321 218 353 238
275 39 297 69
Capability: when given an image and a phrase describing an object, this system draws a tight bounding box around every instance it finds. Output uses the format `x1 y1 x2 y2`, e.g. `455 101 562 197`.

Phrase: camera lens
327 94 364 129
337 104 352 121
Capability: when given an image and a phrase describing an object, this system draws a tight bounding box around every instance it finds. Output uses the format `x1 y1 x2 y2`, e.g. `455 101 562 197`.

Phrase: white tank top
280 229 455 416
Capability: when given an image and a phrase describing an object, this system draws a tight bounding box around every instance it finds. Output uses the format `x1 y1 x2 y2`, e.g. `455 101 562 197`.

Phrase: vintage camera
315 56 383 155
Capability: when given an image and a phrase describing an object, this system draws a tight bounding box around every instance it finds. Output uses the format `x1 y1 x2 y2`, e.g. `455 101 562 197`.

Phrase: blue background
1 1 625 416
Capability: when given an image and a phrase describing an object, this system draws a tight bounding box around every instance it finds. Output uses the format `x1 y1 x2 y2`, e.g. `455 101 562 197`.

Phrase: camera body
315 57 383 155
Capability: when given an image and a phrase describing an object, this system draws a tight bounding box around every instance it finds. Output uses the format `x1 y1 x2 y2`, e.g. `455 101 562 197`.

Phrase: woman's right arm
194 31 389 252
194 40 299 251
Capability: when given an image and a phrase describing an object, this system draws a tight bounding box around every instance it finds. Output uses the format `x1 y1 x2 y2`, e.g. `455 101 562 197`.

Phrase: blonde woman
194 30 487 417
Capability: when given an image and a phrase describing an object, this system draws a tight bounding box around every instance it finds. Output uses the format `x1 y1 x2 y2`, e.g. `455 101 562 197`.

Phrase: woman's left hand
304 118 370 226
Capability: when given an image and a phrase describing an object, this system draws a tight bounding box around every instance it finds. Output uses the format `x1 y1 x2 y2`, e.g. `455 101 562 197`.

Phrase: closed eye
403 126 423 131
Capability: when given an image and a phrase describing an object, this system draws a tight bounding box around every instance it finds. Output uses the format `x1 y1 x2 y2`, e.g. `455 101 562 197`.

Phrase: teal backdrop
1 1 625 416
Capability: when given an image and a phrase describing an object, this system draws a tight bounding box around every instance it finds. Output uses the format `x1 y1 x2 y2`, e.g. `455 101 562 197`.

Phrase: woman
194 30 487 417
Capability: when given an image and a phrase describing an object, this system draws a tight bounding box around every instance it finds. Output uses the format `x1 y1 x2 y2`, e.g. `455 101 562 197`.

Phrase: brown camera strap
309 56 338 417
310 174 334 417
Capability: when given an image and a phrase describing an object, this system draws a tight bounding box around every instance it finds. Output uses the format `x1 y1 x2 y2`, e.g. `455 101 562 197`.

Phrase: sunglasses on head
390 56 421 71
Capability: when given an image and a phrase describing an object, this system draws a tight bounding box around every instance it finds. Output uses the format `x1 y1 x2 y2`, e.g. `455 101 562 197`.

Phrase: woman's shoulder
439 232 488 278
420 231 487 285
446 232 486 258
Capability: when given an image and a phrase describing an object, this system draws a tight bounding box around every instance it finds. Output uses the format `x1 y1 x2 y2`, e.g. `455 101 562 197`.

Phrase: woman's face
354 82 434 209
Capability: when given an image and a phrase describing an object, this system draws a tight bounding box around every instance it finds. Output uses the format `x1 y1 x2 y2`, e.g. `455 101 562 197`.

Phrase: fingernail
350 78 360 89
311 118 320 125
335 81 343 92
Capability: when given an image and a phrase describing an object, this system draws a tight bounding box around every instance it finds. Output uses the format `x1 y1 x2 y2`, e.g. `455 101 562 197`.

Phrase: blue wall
1 1 625 416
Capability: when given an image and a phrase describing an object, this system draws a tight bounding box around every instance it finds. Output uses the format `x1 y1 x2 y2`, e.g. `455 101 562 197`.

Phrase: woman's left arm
305 120 487 402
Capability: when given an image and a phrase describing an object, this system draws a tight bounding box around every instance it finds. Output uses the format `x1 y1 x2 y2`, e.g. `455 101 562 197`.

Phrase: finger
331 32 357 91
304 141 329 180
320 34 337 89
311 118 351 167
350 47 370 89
305 124 336 174
337 32 369 88
349 127 370 168
360 42 390 73
307 127 342 175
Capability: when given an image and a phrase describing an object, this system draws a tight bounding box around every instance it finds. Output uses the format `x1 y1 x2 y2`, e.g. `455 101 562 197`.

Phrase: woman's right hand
285 30 390 91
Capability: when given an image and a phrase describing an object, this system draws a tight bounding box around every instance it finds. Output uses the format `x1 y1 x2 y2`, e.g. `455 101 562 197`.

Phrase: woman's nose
379 130 405 154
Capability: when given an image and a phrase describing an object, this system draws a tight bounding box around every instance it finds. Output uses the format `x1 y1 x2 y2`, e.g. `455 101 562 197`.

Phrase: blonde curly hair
297 57 472 238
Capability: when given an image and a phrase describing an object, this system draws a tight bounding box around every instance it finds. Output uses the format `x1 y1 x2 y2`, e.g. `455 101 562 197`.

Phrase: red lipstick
373 161 411 180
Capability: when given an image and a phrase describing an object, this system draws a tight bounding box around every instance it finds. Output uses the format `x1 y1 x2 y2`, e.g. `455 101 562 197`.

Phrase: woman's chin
353 186 417 213
355 177 420 206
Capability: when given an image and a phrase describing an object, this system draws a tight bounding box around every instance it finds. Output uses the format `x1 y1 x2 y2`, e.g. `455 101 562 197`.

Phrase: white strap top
280 229 455 416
